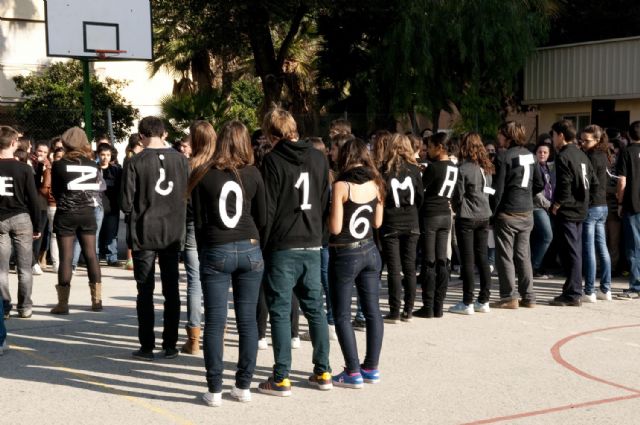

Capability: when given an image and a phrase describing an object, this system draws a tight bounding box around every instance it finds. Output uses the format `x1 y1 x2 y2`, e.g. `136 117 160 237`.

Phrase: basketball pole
82 59 93 141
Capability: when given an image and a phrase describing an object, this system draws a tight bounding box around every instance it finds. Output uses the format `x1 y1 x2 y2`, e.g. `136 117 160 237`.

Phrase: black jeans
382 230 419 314
133 248 181 351
420 215 451 316
330 240 383 373
555 218 583 301
32 210 48 266
455 218 491 305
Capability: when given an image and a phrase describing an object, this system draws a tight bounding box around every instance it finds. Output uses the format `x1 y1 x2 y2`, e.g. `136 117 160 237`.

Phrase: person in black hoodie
549 119 598 307
579 125 612 302
490 121 543 310
50 127 104 314
258 107 332 397
414 132 458 318
96 143 122 267
0 126 41 320
121 116 189 360
381 134 423 323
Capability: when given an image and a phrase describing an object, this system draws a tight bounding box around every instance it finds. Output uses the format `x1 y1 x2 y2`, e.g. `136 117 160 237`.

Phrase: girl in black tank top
328 139 385 388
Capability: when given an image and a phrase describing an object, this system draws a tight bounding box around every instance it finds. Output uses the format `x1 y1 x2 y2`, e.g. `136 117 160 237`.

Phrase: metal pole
82 60 93 141
106 107 115 143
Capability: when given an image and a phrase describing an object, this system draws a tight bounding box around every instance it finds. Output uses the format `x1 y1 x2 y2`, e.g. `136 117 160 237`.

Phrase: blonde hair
498 121 527 146
384 133 417 175
262 106 298 143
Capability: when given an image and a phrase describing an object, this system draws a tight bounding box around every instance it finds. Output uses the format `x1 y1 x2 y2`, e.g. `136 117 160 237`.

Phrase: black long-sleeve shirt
382 162 423 232
586 150 608 207
192 166 266 247
492 145 544 214
617 142 640 214
0 159 41 229
554 143 598 222
52 157 103 213
452 161 493 220
421 159 458 217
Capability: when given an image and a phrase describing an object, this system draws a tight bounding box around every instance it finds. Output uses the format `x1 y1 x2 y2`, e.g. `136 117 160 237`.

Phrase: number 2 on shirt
295 172 312 210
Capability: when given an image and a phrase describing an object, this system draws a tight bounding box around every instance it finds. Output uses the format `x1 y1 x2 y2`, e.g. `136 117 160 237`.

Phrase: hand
551 204 560 215
32 232 41 240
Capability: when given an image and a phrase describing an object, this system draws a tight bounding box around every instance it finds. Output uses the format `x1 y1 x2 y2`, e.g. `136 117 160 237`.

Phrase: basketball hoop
94 49 127 60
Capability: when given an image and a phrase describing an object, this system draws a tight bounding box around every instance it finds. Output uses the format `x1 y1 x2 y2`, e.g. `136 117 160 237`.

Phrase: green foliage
12 61 138 141
228 78 263 132
160 90 229 135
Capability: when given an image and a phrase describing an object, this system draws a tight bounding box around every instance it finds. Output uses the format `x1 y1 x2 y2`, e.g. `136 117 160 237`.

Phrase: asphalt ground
1 263 639 425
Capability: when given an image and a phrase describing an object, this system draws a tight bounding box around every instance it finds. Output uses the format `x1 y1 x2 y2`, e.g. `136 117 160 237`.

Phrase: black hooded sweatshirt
554 143 598 222
261 139 330 251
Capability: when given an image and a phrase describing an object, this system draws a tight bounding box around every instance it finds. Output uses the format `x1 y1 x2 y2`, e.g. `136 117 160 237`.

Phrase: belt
329 238 373 250
288 246 322 251
249 239 259 245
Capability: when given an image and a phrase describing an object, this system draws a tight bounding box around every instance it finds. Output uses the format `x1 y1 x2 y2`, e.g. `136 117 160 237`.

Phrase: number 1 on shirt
295 172 312 210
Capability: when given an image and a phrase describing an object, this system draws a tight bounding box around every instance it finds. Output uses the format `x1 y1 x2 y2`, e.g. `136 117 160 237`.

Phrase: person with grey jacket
531 137 555 278
449 133 495 315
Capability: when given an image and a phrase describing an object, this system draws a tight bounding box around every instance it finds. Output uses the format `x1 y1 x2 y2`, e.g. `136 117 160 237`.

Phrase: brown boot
181 326 201 355
38 250 48 270
50 285 70 315
89 283 103 311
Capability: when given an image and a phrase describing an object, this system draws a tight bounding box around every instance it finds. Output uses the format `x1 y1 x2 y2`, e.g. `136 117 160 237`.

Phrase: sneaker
107 260 123 267
18 309 32 319
549 296 582 307
3 311 9 320
308 371 333 390
474 301 491 313
448 302 474 315
71 266 77 275
581 293 597 303
258 377 292 397
383 313 401 324
258 338 269 350
164 347 179 359
51 264 59 273
616 289 640 299
32 264 43 275
0 341 7 355
328 325 338 341
412 306 434 318
533 270 549 279
352 318 366 332
400 311 413 322
291 336 301 349
230 386 251 402
518 299 536 308
360 367 380 384
489 299 518 309
596 289 612 301
125 259 134 271
202 391 222 407
332 370 364 389
132 349 154 361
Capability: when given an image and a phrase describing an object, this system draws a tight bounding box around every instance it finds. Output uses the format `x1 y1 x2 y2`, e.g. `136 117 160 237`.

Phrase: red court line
463 324 640 425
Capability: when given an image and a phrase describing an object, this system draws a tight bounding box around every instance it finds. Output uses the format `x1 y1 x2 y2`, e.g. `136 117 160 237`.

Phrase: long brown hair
371 130 392 169
384 133 418 176
460 132 495 174
187 120 253 195
337 138 385 201
580 124 611 164
189 120 217 171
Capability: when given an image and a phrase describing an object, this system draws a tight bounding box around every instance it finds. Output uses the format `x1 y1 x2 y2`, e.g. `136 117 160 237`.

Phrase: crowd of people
0 108 639 407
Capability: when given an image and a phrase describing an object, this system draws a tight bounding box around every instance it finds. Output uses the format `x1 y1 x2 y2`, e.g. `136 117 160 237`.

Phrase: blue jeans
531 208 553 271
624 212 640 291
265 248 330 381
320 245 334 325
0 293 6 346
73 206 103 267
184 222 201 329
583 206 611 294
200 240 263 392
329 240 383 373
99 213 120 263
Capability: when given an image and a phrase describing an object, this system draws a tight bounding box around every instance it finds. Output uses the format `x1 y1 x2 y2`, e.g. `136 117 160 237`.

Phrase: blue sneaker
360 367 380 384
332 370 364 389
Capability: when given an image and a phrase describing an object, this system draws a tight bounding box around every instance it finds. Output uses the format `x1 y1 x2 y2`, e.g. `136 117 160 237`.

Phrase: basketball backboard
45 0 153 61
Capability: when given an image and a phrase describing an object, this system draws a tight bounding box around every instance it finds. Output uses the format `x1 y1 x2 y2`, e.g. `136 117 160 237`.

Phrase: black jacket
492 145 544 214
52 157 104 213
586 150 608 207
382 162 423 232
554 143 598 222
0 159 41 229
261 139 329 251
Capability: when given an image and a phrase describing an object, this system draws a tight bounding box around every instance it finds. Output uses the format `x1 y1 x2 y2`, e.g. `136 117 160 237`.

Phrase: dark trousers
555 218 583 301
456 218 492 305
99 213 120 263
420 215 451 316
32 210 48 266
133 248 180 351
257 284 299 339
382 231 418 314
329 240 383 373
265 249 330 381
200 240 263 392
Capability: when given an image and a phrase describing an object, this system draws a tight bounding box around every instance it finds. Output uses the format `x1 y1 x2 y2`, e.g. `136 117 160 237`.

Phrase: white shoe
258 338 268 350
291 337 301 349
52 264 59 273
328 325 338 341
300 332 312 341
0 341 7 355
230 386 251 402
448 301 474 315
32 264 43 275
581 293 597 303
474 301 491 313
202 391 222 407
596 289 612 301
